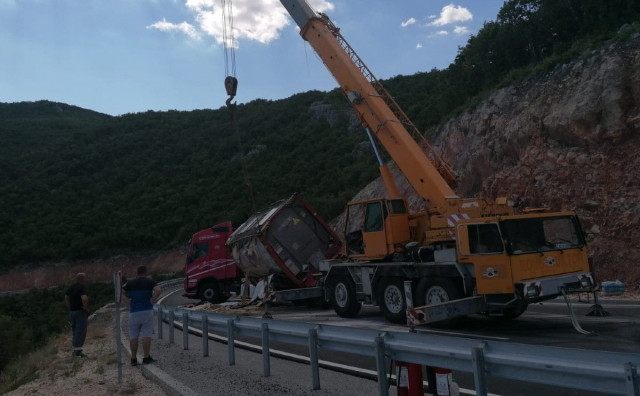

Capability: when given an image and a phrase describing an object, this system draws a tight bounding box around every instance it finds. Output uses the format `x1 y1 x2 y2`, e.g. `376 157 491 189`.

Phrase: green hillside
0 93 379 267
1 0 639 270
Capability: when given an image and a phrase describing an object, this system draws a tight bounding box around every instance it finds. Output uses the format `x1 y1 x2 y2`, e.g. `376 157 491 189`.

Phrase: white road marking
415 328 510 341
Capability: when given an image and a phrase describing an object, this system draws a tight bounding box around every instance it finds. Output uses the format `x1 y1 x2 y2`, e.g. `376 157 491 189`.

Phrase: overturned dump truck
227 193 344 303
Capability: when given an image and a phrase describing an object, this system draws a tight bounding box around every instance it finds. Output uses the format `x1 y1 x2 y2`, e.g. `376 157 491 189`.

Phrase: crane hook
225 76 238 107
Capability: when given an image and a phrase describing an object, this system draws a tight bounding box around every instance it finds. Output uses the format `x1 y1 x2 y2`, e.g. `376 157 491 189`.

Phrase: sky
1 0 507 116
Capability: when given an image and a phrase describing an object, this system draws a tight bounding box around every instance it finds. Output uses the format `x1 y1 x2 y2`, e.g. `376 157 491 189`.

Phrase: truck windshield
364 202 384 232
500 216 584 254
187 242 208 263
468 223 504 254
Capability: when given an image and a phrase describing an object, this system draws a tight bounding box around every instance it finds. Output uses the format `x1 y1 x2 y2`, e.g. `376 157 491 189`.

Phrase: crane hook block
225 76 238 97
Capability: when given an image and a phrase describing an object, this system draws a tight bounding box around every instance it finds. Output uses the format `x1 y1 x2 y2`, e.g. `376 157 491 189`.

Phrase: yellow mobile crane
272 0 603 331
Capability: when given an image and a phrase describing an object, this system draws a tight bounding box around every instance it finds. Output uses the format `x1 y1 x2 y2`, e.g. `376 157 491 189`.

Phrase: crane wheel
415 277 463 327
329 278 361 318
378 278 407 324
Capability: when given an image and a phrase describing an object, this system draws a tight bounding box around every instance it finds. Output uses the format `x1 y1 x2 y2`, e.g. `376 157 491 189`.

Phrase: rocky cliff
336 34 640 289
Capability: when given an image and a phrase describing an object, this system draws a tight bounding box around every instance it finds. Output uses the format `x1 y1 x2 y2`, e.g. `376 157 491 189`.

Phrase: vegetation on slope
0 282 114 374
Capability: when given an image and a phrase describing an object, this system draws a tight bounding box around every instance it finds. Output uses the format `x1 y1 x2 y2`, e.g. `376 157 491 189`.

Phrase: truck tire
199 281 222 303
378 278 407 324
330 278 361 318
415 277 461 305
415 277 462 326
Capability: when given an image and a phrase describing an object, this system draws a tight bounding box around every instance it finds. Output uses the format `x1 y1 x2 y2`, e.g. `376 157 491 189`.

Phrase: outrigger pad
586 304 611 317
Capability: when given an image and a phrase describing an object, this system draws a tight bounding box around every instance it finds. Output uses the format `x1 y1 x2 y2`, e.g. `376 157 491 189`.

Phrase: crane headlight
524 282 541 298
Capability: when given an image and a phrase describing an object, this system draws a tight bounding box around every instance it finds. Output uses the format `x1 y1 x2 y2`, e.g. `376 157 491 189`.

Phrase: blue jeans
70 310 89 353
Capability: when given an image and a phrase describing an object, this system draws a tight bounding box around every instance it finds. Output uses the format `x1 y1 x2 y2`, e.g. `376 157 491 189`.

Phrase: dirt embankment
0 249 185 293
2 305 164 396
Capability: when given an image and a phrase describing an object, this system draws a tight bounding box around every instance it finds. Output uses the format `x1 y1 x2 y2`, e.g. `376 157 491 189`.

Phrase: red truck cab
183 221 242 303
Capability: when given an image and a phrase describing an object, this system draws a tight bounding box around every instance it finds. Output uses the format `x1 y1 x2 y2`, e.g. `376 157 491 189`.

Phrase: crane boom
280 0 457 212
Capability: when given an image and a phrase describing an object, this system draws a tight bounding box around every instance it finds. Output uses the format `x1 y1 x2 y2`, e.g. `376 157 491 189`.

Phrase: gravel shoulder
3 305 165 396
5 303 390 396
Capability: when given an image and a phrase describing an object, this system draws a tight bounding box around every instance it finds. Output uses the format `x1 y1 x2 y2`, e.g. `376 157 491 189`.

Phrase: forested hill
0 92 380 267
2 0 639 271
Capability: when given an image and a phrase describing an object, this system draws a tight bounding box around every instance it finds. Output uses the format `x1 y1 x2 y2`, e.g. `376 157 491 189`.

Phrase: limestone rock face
337 36 640 287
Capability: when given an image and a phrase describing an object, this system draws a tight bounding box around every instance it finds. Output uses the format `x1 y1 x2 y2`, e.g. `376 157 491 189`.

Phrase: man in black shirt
65 272 90 357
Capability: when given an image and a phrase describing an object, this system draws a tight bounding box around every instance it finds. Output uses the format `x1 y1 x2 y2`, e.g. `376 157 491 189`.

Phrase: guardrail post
202 315 209 357
374 335 389 396
625 362 639 396
472 342 488 396
227 318 235 366
262 322 271 377
182 312 189 350
308 328 320 390
156 308 163 340
169 310 175 344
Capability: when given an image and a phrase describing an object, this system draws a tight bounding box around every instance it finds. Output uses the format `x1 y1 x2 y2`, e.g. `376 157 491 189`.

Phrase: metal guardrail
158 278 184 290
156 279 640 396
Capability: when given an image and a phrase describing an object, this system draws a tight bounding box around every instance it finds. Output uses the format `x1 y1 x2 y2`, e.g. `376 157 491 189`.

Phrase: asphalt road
160 289 640 396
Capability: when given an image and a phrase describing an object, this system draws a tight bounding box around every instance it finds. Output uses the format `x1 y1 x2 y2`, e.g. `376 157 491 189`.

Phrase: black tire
415 277 461 305
329 278 361 318
415 277 462 326
378 278 407 324
199 281 222 303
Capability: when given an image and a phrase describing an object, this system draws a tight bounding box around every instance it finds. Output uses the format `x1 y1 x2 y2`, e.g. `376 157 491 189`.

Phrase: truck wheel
415 277 462 326
330 278 361 318
415 277 461 306
199 281 221 303
378 278 407 324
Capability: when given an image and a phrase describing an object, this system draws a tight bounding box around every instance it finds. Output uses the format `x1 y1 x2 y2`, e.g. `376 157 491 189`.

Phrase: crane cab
345 198 411 260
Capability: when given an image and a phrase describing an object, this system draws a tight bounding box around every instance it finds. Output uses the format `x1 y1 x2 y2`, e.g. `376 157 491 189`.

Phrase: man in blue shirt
122 265 162 366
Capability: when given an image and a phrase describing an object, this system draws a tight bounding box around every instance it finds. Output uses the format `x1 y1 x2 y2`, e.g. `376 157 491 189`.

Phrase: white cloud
427 30 449 39
416 43 423 49
401 17 416 28
428 4 472 27
149 0 334 46
147 18 202 40
453 25 469 35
